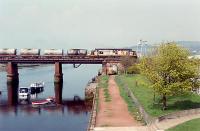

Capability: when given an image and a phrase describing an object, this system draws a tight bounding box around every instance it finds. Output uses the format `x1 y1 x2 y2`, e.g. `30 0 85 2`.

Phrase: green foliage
127 64 140 74
120 56 137 74
138 43 200 108
116 75 200 117
99 75 111 102
167 118 200 131
115 76 144 123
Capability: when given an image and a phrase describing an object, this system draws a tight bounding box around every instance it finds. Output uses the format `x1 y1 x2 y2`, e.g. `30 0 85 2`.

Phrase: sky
0 0 200 49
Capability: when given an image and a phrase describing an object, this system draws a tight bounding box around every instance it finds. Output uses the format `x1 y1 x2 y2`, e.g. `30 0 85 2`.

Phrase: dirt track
96 75 140 127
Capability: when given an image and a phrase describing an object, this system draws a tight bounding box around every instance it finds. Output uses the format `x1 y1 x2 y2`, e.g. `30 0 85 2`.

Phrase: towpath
94 75 200 131
95 75 140 127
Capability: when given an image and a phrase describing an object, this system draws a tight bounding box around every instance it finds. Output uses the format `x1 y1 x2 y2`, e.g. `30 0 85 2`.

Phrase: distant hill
130 41 200 55
177 41 200 54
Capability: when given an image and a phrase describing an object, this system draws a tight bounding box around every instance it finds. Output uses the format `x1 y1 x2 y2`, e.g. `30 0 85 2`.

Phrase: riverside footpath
93 75 200 131
95 75 142 130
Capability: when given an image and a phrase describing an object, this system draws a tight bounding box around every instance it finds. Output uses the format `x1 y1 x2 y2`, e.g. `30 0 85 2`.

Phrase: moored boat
30 82 44 94
32 100 49 105
19 87 30 101
31 97 55 107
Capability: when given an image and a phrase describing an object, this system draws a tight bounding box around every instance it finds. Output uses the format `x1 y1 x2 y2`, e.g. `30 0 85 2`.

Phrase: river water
0 64 100 131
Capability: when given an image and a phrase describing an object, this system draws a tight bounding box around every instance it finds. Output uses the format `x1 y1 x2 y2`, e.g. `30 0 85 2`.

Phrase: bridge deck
0 56 127 64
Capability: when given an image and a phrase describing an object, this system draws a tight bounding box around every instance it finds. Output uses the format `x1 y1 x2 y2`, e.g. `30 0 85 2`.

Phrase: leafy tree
120 56 137 74
127 64 140 74
138 43 200 110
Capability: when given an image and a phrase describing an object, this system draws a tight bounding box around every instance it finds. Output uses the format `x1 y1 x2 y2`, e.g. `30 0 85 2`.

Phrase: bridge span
0 54 137 105
0 56 121 64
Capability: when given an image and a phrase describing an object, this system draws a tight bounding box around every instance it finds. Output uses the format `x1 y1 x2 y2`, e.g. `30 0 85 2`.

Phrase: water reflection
54 82 63 104
0 98 92 115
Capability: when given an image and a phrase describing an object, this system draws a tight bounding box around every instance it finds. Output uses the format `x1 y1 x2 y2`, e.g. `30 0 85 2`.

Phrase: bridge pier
102 63 107 75
7 81 19 105
7 62 19 83
54 82 63 104
54 62 63 83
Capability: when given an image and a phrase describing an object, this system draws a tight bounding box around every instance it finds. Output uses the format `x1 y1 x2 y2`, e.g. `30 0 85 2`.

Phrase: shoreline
85 77 99 131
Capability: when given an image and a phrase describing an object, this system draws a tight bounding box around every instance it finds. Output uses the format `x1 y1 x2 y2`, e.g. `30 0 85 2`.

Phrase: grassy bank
116 76 144 123
115 74 200 117
98 75 111 102
167 118 200 131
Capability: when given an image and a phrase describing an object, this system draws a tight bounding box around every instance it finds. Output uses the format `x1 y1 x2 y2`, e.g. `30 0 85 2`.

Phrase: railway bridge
0 49 137 105
0 56 130 82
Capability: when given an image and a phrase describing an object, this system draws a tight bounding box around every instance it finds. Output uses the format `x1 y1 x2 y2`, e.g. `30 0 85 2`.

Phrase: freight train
0 48 137 58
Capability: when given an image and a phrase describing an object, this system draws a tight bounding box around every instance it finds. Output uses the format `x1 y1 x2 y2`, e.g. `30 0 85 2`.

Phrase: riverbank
115 74 200 130
116 75 200 117
89 74 200 131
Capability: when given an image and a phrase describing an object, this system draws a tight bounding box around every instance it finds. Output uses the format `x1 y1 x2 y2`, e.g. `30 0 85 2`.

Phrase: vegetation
127 64 140 74
99 75 111 102
167 118 200 131
116 76 144 123
96 81 100 112
120 56 137 74
116 75 200 117
138 43 200 109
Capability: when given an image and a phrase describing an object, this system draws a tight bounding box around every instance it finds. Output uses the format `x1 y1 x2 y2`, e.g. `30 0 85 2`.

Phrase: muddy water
0 64 100 131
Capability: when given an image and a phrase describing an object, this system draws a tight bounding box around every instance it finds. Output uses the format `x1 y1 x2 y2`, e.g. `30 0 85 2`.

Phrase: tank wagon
67 49 87 57
0 48 17 58
20 48 40 58
44 49 63 58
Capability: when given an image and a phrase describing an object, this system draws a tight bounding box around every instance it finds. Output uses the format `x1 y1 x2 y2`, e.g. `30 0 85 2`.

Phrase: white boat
30 82 44 88
18 87 30 100
19 82 45 101
30 82 44 94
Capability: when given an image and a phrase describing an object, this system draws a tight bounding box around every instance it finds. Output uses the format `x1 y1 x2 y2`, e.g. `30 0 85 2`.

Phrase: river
0 64 100 131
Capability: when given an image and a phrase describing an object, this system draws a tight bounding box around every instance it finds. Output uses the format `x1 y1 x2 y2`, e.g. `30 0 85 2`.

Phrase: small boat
19 87 30 101
32 97 55 107
30 82 44 94
30 82 44 88
32 100 49 105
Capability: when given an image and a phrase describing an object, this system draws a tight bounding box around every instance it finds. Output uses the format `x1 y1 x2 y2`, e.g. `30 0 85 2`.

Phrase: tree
127 64 140 74
138 43 200 110
120 56 137 74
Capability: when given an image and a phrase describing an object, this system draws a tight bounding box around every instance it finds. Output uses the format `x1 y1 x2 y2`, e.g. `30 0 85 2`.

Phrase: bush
127 64 140 74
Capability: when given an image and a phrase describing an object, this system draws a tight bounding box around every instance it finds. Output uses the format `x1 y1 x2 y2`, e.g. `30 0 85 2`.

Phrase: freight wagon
20 48 40 58
0 48 17 58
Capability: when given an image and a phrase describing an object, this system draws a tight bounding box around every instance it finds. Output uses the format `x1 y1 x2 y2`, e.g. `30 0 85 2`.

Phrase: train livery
0 48 137 58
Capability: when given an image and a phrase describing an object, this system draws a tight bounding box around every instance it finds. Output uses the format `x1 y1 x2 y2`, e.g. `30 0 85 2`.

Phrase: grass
116 76 144 123
96 83 99 112
115 74 200 117
99 75 111 102
167 118 200 131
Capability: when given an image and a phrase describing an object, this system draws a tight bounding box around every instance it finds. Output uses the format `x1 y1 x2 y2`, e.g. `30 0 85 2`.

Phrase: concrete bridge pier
7 62 19 83
54 62 63 83
54 82 63 104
